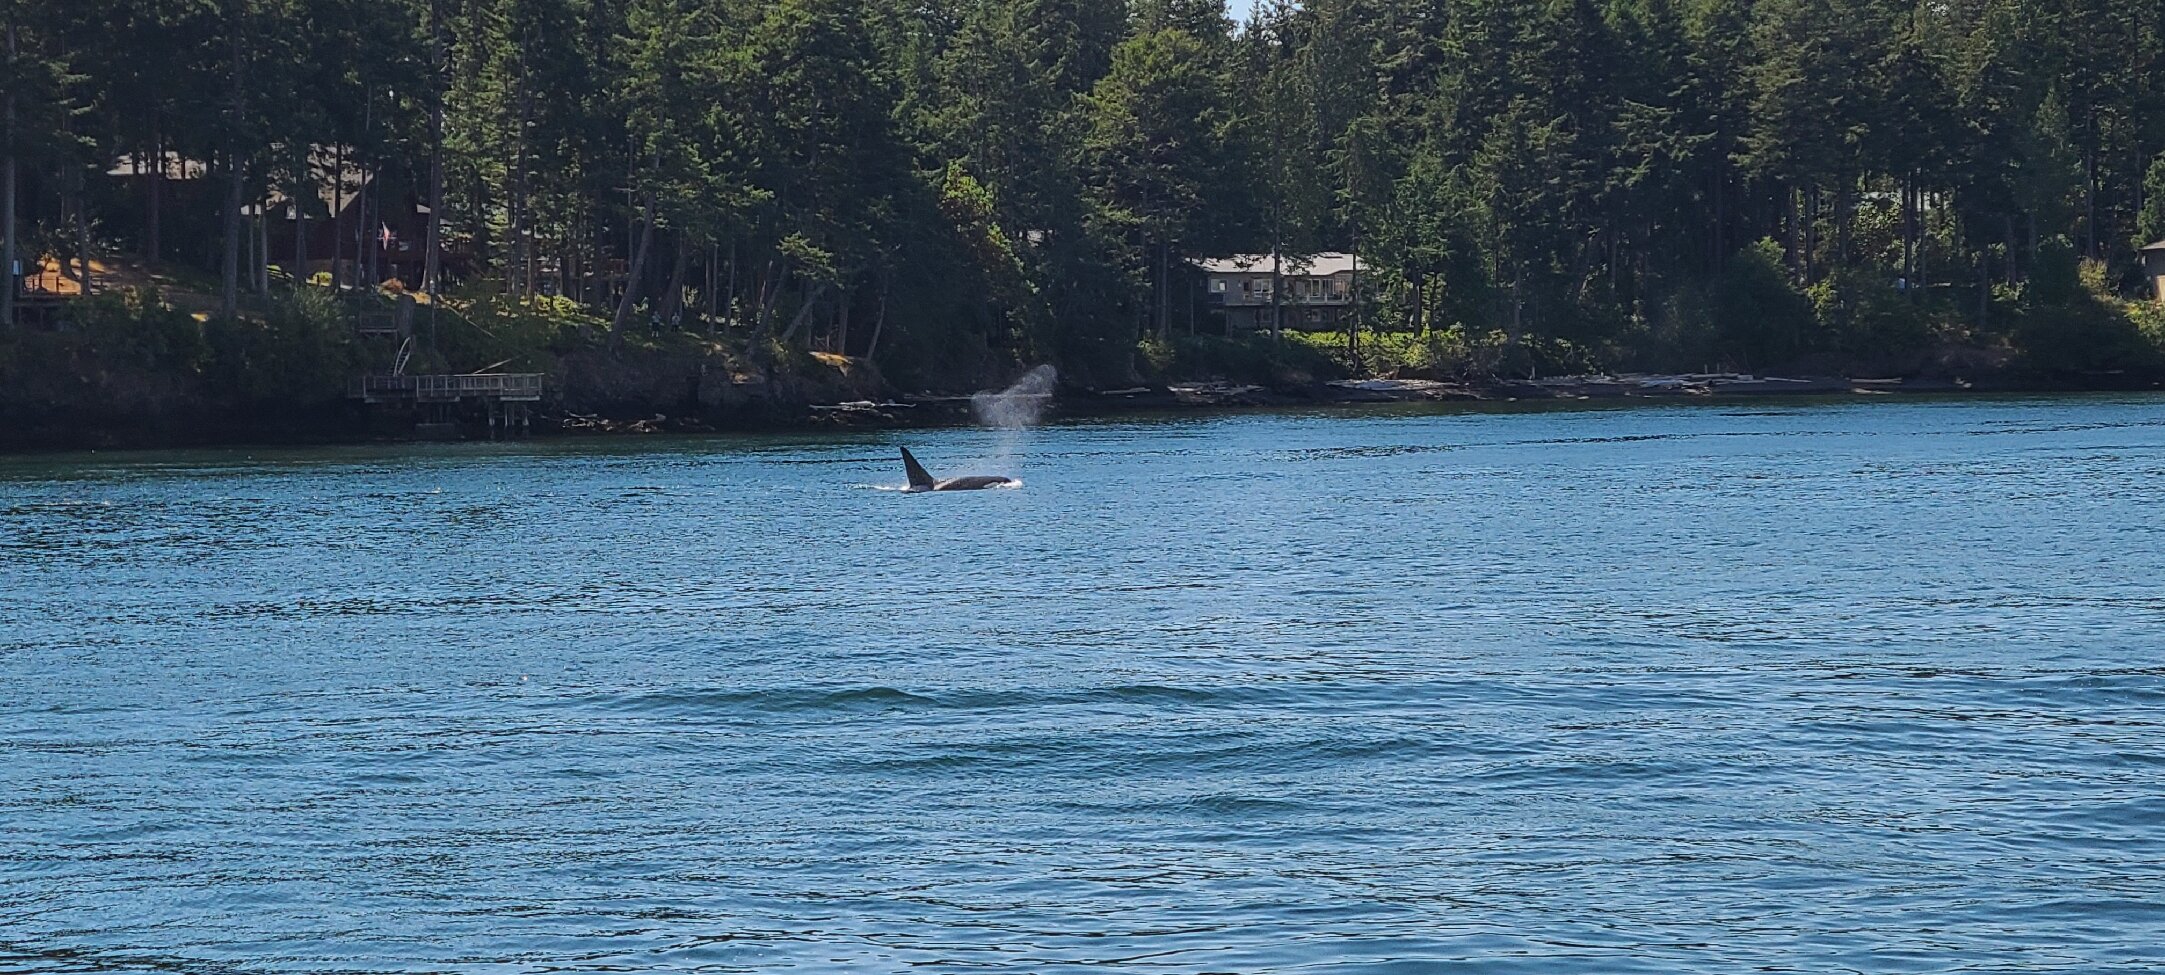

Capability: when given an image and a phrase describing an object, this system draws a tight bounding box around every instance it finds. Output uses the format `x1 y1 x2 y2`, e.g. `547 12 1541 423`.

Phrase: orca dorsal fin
900 447 937 490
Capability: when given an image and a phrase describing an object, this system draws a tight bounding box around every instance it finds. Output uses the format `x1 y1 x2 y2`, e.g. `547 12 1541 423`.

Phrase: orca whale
900 447 1016 492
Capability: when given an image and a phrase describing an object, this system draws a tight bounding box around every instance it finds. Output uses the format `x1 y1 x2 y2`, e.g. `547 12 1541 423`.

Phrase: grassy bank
1269 248 2165 388
7 249 2164 452
0 283 884 450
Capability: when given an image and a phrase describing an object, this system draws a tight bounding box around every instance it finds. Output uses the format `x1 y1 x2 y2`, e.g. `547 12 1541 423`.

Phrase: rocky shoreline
788 370 2113 431
1 356 2150 453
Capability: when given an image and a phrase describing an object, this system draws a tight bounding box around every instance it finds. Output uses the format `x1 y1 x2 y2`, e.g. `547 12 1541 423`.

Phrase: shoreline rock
0 358 2149 453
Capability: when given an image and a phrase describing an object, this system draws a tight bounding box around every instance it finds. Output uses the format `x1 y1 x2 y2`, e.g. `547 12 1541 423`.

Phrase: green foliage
200 289 363 406
428 289 597 374
2139 153 2165 250
2013 239 2161 376
1293 328 1496 378
69 289 209 369
14 0 2165 397
1138 332 1344 384
1713 240 1817 370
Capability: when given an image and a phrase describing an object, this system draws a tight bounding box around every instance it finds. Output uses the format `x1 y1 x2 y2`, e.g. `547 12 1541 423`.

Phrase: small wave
573 685 942 716
859 479 1024 492
1284 444 1455 460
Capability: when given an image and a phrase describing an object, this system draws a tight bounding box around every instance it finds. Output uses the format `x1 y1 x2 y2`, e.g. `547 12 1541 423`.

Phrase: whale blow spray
972 365 1057 429
970 365 1057 472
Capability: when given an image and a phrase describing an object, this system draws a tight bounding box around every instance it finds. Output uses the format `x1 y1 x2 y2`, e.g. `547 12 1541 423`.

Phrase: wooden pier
354 373 543 403
351 372 543 437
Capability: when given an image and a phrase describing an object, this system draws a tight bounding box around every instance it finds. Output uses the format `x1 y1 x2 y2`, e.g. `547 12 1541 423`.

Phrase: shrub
203 288 362 405
71 288 208 369
1713 239 1814 370
1137 331 1344 384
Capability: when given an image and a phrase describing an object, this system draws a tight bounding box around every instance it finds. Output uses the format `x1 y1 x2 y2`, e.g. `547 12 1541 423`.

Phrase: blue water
3 396 2163 973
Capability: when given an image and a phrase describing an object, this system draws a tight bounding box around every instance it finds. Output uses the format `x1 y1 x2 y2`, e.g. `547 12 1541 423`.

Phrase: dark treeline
5 0 2165 387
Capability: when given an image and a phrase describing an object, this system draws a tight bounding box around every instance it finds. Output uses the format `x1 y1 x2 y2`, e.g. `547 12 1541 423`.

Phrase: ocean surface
3 395 2162 973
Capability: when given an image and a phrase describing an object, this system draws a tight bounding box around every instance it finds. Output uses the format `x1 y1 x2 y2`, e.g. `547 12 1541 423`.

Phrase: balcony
1211 289 1352 307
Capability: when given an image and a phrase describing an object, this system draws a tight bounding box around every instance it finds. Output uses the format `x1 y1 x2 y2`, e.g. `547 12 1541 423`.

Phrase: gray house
1193 252 1362 331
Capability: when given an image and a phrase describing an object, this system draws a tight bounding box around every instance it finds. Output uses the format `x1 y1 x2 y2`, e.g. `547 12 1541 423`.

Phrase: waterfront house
1192 252 1362 331
103 147 432 289
261 147 431 288
2144 240 2165 304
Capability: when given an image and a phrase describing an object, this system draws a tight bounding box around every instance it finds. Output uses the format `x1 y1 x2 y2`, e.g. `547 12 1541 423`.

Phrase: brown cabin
105 147 431 289
263 147 429 288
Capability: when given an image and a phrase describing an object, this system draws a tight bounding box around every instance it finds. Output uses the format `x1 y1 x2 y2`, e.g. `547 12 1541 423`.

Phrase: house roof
2143 239 2165 252
107 151 209 180
262 146 373 218
1192 252 1363 275
106 145 374 218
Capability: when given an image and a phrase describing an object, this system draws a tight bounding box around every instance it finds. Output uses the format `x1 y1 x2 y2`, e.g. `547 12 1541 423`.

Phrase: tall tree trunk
423 0 446 298
864 273 889 360
245 194 257 290
1710 159 1726 273
147 125 163 265
834 287 851 352
1782 184 1799 277
1802 186 1819 284
512 67 537 303
223 163 244 319
1409 274 1425 336
725 242 738 329
73 166 90 295
2004 216 2017 286
256 206 270 294
611 193 656 339
758 259 784 330
1907 180 1924 291
330 142 345 288
704 239 719 332
355 94 371 287
1834 181 1852 271
1270 247 1283 340
292 148 308 288
778 282 828 345
1509 277 1524 354
363 166 378 286
657 234 689 327
2084 146 2098 259
1346 227 1361 372
1 19 15 330
1157 241 1172 340
566 218 580 305
2023 212 2036 282
220 27 245 320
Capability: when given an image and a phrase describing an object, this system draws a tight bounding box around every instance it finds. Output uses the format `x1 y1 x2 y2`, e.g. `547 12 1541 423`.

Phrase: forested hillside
5 0 2165 389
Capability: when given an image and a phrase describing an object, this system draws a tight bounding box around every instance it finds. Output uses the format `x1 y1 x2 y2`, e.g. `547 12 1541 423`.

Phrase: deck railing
354 373 543 402
1211 291 1353 307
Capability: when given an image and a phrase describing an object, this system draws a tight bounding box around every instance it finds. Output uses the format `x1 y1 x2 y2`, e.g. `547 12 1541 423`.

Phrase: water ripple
3 396 2164 972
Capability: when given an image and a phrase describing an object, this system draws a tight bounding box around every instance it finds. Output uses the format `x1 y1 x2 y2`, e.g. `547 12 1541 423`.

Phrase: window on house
1212 279 1226 292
